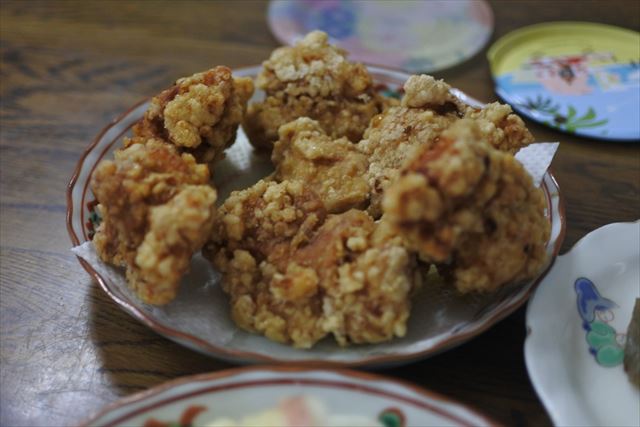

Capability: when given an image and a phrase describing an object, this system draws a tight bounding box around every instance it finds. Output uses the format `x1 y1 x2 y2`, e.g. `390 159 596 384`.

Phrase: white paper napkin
516 142 560 187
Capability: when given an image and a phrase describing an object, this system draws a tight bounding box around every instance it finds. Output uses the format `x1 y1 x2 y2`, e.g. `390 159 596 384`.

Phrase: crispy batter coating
464 102 535 153
358 75 462 217
129 66 254 164
243 31 386 150
304 211 417 346
205 179 327 263
205 180 416 348
359 74 534 218
383 120 549 293
92 139 217 304
273 118 370 213
204 180 328 346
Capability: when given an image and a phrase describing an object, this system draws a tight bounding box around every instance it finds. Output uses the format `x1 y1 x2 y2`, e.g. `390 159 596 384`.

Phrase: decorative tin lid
488 22 640 141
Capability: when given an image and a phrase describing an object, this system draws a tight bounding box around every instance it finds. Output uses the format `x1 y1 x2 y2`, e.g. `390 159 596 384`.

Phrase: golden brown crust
204 179 416 348
128 66 254 164
383 120 549 293
205 179 326 266
242 31 386 150
204 180 328 346
464 102 535 153
299 211 416 345
92 139 217 304
273 118 370 214
358 75 463 218
359 74 534 218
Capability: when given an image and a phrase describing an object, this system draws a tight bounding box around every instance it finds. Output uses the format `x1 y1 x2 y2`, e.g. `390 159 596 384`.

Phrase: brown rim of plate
66 67 567 367
78 365 503 427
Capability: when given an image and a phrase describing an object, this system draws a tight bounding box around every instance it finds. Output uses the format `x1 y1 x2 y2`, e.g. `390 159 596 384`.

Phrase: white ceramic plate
81 367 497 427
67 65 566 366
525 221 640 426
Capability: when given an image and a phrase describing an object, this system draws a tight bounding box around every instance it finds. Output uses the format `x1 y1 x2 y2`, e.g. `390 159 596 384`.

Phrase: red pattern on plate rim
80 366 501 427
66 65 567 367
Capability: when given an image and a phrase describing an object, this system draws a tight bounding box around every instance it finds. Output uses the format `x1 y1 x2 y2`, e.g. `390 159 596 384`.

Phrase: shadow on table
87 282 232 397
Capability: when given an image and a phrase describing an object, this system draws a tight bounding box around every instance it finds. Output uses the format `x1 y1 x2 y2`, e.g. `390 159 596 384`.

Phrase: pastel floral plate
81 367 498 427
525 221 640 426
268 0 494 73
67 65 565 367
488 22 640 141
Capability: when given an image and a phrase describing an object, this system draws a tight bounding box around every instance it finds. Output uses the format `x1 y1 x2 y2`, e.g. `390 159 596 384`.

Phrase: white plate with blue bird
525 221 640 426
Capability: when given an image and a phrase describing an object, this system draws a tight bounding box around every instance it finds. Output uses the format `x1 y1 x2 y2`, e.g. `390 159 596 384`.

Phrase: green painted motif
89 210 101 228
587 321 625 366
380 88 402 100
575 277 626 368
378 408 405 427
86 200 102 240
549 106 609 133
522 95 560 115
595 344 625 367
520 96 609 133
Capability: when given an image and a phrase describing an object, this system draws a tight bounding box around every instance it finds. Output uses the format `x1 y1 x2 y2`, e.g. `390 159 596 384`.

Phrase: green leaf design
576 107 596 122
573 119 609 129
521 96 561 115
557 106 608 132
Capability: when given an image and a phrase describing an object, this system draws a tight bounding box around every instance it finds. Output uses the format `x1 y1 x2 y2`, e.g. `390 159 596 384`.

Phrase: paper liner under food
516 142 560 187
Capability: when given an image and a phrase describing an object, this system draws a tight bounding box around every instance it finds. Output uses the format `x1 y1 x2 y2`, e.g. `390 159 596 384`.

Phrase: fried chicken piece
383 120 549 293
205 180 416 348
358 75 462 218
464 102 535 153
204 180 328 346
205 179 327 265
359 74 534 218
243 31 387 150
129 66 254 164
92 139 217 304
273 118 369 213
300 211 417 345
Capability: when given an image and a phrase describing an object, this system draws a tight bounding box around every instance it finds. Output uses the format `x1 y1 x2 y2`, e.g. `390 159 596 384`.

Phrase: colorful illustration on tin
495 50 640 139
575 277 626 367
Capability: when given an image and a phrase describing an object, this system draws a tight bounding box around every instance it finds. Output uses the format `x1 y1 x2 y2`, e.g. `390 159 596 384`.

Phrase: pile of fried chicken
91 31 550 348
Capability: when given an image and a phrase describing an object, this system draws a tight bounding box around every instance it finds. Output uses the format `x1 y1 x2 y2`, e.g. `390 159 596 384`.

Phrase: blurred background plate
267 0 494 73
83 367 497 427
488 22 640 142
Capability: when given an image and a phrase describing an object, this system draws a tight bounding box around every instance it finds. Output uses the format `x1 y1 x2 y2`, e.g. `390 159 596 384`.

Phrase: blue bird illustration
575 277 618 328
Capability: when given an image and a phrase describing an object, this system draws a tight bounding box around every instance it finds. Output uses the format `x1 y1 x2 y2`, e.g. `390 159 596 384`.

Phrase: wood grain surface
1 1 639 426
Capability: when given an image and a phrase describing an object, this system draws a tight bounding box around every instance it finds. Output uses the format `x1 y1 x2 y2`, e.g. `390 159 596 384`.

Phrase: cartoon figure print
575 277 626 367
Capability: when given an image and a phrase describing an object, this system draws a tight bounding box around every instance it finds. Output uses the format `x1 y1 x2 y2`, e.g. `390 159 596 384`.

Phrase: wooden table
1 1 638 425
